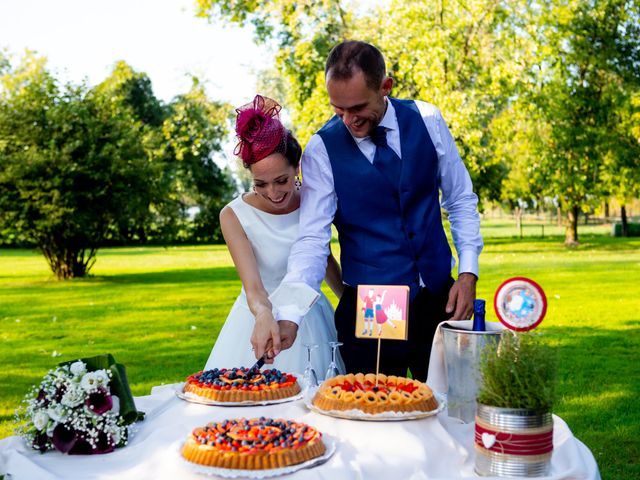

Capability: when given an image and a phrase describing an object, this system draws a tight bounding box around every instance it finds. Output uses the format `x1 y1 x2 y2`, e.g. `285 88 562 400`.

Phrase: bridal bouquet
16 354 144 455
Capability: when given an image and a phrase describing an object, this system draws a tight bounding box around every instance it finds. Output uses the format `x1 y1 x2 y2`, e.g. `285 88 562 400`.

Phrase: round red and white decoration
493 277 547 331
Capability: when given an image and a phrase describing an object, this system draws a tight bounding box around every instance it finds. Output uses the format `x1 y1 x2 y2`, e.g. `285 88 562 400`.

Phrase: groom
274 40 483 381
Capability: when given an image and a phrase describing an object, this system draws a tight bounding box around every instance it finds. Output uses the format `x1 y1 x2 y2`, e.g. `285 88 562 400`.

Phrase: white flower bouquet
16 354 144 455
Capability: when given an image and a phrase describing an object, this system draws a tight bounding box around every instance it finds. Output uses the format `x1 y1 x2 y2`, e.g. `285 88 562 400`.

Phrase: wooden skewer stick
375 337 381 386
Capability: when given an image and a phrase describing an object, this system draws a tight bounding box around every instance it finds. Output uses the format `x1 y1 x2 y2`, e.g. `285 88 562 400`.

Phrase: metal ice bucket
441 323 502 423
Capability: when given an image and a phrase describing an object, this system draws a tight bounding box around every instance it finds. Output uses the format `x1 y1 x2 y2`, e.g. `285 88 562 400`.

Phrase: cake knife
249 353 267 372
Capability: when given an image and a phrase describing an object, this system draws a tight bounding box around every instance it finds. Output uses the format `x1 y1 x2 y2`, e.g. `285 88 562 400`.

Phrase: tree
94 65 235 244
90 61 165 244
366 0 538 208
196 0 536 208
0 55 235 278
0 50 9 75
0 54 154 278
197 0 640 232
491 100 549 227
529 0 640 244
602 89 640 236
160 78 236 243
196 0 351 142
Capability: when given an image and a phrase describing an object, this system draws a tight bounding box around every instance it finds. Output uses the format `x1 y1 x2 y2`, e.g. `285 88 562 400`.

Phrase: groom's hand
278 320 299 351
446 273 477 320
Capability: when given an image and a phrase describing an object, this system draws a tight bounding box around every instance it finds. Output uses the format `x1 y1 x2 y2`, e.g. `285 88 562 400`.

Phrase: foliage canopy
0 55 235 278
197 0 640 243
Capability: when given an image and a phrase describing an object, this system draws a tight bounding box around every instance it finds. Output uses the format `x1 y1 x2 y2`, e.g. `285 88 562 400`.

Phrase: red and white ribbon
475 422 553 456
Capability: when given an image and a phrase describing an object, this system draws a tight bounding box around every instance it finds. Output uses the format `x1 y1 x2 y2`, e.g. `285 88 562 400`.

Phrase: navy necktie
370 126 401 188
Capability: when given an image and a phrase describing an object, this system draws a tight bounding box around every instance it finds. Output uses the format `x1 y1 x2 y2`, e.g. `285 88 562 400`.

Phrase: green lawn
1 225 638 479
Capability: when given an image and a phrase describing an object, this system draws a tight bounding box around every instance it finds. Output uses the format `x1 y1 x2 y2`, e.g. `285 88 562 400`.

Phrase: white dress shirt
278 99 483 324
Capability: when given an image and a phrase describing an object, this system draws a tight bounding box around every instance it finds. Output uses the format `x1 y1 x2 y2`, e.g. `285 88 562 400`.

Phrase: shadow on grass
98 245 226 256
0 267 241 292
483 235 640 254
0 246 227 257
0 248 41 258
482 236 570 254
81 267 239 286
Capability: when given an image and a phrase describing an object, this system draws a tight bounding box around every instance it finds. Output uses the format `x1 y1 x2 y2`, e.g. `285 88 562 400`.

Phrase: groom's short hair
325 40 386 91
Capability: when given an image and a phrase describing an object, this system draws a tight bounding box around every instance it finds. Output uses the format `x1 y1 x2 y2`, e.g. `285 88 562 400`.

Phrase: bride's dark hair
234 95 301 168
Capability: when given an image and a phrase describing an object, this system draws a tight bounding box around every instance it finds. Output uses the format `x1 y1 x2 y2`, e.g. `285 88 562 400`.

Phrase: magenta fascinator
234 95 286 165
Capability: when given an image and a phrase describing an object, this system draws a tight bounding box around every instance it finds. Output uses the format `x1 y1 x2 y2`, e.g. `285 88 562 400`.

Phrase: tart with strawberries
312 373 438 414
181 417 325 470
183 367 300 403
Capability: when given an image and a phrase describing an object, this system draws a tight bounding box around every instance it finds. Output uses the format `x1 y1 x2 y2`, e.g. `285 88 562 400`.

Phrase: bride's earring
295 176 302 190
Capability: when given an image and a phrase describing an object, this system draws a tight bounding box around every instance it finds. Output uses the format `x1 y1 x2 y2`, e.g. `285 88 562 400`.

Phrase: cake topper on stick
356 285 409 383
493 277 547 331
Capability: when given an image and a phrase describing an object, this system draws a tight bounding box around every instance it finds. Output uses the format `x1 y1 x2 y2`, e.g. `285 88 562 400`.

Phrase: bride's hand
251 311 282 363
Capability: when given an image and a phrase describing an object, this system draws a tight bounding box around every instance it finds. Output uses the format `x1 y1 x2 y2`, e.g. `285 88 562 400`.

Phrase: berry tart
312 373 438 414
183 367 300 403
181 417 325 470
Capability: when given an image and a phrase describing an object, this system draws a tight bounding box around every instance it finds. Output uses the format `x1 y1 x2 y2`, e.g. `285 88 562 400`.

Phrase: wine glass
302 343 319 389
324 341 343 380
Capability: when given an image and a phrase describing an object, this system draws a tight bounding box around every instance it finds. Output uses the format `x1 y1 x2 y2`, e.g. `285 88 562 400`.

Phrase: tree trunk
604 201 609 220
557 206 562 227
621 205 628 237
565 205 579 246
40 244 96 279
514 206 522 236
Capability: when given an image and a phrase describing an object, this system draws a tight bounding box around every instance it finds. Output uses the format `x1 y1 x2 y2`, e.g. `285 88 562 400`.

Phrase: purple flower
32 432 50 453
94 431 115 454
54 385 67 402
68 434 93 455
36 389 50 407
52 424 77 453
66 432 114 455
85 388 113 415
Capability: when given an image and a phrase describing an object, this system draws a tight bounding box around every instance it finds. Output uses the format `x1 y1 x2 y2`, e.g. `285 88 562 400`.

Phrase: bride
204 95 345 376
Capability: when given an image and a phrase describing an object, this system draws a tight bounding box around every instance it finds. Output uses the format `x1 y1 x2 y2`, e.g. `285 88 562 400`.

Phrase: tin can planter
475 403 553 477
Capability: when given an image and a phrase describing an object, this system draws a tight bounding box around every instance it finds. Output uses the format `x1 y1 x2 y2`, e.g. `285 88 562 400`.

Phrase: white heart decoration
482 433 496 449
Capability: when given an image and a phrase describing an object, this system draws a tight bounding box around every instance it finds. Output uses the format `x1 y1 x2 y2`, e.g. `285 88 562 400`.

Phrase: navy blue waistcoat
317 98 452 298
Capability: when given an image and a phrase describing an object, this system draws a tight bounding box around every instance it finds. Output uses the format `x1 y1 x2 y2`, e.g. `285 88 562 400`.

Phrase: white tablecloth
0 385 602 480
0 322 601 479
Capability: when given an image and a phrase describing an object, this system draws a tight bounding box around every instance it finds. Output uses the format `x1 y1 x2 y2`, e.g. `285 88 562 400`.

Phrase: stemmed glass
324 341 343 380
302 343 319 389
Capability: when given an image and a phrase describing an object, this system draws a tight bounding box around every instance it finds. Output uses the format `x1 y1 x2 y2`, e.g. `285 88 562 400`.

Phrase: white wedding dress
204 194 344 376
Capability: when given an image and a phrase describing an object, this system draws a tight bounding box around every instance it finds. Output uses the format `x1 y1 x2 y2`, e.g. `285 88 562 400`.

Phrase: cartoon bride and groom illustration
360 288 400 337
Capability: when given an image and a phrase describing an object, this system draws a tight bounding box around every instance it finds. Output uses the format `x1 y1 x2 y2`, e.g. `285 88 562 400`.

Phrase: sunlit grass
1 223 639 479
473 232 640 479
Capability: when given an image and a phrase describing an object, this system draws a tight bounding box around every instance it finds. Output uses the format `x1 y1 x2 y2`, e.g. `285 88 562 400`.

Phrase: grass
479 217 612 238
1 221 639 479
